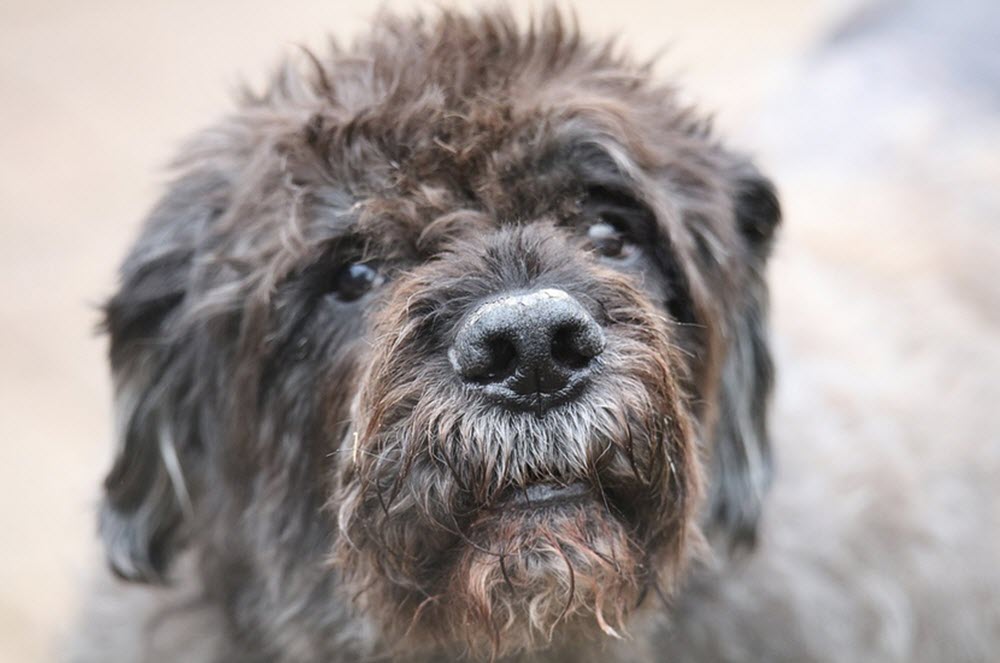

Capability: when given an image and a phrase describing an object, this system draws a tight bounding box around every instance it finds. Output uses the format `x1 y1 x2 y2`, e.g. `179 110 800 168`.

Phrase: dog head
99 10 779 660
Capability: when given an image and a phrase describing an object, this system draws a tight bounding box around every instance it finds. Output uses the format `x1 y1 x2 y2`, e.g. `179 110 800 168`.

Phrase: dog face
99 11 779 660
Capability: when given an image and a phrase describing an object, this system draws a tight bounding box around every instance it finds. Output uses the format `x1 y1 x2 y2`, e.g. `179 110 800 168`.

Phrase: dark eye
333 262 382 302
587 218 635 260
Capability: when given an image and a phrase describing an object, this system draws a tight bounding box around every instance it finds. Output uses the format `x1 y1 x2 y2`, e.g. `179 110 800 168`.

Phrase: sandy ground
1 1 997 661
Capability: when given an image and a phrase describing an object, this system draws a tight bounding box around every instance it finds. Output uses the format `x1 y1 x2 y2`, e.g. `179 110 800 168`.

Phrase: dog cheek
331 397 463 602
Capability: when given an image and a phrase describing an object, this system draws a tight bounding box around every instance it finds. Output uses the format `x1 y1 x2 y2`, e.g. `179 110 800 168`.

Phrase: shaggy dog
70 8 999 663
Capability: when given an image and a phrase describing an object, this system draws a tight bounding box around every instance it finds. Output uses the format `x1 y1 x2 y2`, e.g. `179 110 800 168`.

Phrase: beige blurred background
2 1 997 661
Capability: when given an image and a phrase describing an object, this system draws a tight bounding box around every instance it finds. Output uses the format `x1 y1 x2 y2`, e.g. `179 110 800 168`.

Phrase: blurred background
1 0 997 660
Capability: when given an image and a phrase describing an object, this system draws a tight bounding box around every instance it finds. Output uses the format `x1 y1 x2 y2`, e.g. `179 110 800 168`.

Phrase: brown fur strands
81 8 784 663
335 225 702 658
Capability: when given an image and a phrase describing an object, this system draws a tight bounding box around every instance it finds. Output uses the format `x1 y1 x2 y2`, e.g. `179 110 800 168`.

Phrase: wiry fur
73 8 1000 663
336 224 701 657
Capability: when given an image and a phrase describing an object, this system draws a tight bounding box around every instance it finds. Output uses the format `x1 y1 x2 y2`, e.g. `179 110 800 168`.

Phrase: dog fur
69 8 1000 663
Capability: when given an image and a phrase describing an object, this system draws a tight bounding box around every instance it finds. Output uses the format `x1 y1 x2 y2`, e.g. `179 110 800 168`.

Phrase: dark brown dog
82 10 780 662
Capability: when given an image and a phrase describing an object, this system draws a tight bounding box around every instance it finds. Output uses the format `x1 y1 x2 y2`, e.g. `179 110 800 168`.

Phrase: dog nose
449 288 605 410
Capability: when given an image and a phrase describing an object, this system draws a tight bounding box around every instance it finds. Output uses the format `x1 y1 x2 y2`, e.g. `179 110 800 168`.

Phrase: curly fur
335 224 700 657
67 8 1000 663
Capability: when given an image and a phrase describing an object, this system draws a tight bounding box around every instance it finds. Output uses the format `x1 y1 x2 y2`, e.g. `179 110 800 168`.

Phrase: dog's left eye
333 263 382 301
587 220 635 260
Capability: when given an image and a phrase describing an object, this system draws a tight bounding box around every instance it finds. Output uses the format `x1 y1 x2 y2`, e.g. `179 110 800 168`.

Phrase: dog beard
448 495 644 654
334 306 699 659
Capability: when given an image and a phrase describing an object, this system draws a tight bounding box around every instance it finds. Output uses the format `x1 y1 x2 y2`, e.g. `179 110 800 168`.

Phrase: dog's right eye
333 262 382 302
587 220 635 260
581 185 652 261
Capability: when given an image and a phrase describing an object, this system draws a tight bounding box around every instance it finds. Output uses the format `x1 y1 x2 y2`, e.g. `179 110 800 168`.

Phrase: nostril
551 317 605 369
550 325 592 370
479 334 518 382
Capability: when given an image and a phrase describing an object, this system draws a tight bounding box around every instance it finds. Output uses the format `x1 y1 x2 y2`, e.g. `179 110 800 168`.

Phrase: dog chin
440 486 644 655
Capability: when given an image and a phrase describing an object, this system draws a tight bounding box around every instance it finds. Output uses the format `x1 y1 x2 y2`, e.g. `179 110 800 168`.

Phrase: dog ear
99 171 227 582
705 164 781 552
732 166 781 256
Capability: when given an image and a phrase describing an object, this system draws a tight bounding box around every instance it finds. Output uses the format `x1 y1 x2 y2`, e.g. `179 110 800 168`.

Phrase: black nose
449 288 605 411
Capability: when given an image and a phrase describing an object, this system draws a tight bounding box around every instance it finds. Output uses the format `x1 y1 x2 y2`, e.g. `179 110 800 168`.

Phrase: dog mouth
495 481 593 510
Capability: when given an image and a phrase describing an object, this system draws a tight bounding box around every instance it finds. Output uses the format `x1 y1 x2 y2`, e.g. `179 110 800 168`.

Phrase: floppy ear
732 167 781 257
100 171 227 582
705 165 781 551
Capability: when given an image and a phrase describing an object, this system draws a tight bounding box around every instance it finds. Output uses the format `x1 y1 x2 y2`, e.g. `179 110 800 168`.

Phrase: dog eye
333 263 382 301
587 219 635 260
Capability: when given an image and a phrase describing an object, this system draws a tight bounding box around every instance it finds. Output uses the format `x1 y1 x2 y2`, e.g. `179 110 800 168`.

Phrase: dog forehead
306 115 651 256
257 13 733 267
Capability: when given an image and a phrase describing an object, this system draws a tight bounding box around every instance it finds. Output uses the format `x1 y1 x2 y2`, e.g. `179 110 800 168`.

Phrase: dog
70 8 1000 663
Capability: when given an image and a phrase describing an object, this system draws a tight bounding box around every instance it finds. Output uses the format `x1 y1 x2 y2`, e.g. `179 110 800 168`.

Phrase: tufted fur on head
93 8 779 662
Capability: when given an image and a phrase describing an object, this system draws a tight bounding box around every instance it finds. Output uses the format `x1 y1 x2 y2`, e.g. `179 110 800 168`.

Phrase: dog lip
479 369 593 414
500 482 592 509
